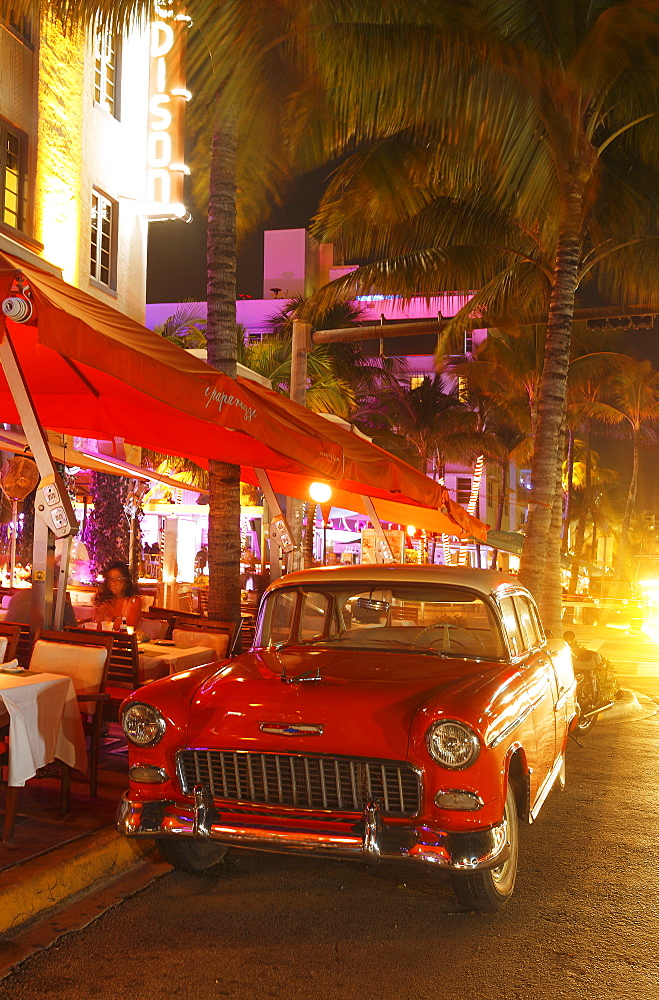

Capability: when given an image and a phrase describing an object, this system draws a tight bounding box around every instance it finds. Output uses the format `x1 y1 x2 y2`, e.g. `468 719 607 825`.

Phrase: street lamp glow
309 482 332 503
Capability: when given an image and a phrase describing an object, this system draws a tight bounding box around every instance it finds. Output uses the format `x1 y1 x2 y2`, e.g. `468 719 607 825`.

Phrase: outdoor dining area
0 606 242 847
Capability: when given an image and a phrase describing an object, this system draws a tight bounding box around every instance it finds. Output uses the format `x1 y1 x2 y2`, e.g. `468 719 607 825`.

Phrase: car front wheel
449 783 518 913
156 837 228 872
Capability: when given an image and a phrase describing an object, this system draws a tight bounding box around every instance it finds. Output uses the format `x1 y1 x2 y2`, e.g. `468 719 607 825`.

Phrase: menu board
361 528 405 564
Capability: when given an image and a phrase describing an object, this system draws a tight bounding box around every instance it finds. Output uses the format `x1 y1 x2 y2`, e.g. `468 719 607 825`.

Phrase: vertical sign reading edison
147 3 190 220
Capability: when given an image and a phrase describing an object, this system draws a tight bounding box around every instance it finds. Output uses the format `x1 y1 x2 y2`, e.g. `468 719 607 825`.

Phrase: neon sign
146 3 191 221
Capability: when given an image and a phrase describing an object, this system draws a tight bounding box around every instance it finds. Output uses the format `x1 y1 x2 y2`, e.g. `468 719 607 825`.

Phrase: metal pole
9 499 17 588
361 496 395 563
286 319 312 574
0 327 78 633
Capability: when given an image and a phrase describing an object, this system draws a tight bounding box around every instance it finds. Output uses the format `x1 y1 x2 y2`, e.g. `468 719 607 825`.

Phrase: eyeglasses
108 576 126 583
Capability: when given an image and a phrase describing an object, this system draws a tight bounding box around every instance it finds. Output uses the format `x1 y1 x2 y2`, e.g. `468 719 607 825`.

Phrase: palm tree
564 347 621 590
354 375 499 477
588 357 659 583
294 1 659 627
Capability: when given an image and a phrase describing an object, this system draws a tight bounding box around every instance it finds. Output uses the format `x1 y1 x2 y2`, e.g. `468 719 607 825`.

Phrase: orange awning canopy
0 252 487 541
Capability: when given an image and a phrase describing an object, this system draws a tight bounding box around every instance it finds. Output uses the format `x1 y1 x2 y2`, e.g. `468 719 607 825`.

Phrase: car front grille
177 749 420 818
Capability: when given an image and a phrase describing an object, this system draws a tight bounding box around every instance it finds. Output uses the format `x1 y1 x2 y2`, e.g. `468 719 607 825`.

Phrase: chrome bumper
116 788 510 872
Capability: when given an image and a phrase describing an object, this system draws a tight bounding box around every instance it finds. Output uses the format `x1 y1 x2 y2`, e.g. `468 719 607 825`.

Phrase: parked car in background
117 565 577 913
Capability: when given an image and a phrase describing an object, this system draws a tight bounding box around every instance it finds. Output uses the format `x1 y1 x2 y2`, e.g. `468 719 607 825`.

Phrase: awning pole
0 327 78 632
361 496 395 563
255 469 297 581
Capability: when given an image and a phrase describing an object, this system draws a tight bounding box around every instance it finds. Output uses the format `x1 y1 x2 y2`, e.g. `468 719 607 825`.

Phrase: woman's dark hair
94 560 138 606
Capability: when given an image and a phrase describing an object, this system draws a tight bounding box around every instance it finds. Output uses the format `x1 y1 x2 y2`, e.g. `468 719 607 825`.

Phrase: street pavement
0 696 657 999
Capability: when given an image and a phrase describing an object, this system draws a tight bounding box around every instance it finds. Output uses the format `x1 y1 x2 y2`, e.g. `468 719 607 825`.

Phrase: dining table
138 642 218 683
0 669 87 787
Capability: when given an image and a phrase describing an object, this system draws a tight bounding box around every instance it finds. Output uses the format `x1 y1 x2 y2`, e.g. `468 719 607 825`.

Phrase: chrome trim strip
485 702 534 749
529 753 565 822
116 794 509 872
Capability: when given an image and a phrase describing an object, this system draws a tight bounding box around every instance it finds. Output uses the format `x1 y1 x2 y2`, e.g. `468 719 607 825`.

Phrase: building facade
0 10 151 321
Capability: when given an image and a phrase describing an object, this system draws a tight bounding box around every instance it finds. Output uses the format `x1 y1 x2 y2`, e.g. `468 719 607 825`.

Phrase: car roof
265 563 524 600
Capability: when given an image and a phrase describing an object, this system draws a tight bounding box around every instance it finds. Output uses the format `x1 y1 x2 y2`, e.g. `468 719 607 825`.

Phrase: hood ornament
259 722 324 736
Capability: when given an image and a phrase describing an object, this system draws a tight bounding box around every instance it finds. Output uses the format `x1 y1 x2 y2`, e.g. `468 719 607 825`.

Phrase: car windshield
255 583 506 659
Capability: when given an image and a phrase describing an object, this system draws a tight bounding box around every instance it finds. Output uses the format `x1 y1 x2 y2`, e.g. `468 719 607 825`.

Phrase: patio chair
31 629 114 798
173 617 239 656
0 704 15 841
67 627 142 719
0 622 21 663
2 621 33 668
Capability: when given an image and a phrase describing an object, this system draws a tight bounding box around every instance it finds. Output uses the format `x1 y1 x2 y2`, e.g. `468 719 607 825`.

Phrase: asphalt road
0 703 657 1000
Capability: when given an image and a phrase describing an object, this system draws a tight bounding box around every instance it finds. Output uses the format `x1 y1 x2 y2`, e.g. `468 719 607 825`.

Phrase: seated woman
94 561 142 629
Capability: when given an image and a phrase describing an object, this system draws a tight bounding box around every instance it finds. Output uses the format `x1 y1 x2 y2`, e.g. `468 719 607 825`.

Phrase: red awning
0 252 487 540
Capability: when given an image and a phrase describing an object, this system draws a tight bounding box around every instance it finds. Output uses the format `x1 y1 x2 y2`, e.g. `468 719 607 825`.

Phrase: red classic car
116 565 577 912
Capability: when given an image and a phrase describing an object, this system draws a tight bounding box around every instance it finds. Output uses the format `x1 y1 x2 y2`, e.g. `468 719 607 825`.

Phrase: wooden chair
240 611 258 651
66 628 141 721
0 707 15 842
390 606 419 625
3 621 33 668
31 629 114 799
173 617 239 655
138 617 170 641
0 622 21 663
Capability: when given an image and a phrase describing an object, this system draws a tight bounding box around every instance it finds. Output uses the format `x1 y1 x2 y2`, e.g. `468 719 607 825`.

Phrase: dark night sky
146 169 330 304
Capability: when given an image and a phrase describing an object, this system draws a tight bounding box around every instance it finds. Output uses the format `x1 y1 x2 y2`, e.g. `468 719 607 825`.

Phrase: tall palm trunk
544 450 566 630
561 428 575 555
519 184 583 622
569 424 592 592
614 428 640 581
206 107 241 630
489 462 507 570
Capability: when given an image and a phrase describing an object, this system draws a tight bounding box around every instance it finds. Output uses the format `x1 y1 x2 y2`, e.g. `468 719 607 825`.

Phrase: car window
261 590 297 646
498 596 525 656
300 593 332 640
513 595 544 650
256 583 505 660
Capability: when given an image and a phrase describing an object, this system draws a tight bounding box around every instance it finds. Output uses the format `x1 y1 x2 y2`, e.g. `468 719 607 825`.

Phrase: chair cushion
172 628 229 659
30 640 108 714
138 617 169 640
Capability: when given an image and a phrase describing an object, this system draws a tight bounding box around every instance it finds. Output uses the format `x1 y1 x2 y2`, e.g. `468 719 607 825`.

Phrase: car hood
185 647 502 761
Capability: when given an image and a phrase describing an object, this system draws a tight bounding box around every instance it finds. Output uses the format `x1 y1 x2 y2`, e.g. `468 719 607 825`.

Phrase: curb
598 688 657 724
0 827 154 937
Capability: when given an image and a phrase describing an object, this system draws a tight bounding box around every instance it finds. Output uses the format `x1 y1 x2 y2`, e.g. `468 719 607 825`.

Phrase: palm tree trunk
615 428 640 581
519 184 583 614
489 462 507 569
544 450 566 631
569 424 592 592
561 429 575 555
206 106 241 630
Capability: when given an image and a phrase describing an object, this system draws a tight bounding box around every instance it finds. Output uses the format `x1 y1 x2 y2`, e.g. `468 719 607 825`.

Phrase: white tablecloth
138 643 217 682
0 671 87 787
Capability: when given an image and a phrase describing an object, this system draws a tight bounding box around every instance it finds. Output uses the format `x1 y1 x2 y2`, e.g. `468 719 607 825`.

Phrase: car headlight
122 702 166 747
426 720 480 769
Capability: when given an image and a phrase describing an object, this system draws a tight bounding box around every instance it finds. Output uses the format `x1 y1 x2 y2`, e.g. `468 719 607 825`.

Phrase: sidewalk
0 726 155 938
